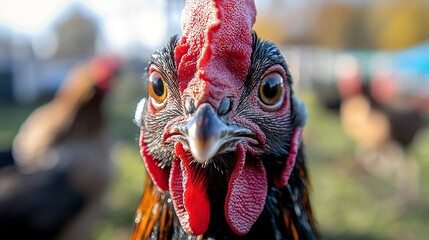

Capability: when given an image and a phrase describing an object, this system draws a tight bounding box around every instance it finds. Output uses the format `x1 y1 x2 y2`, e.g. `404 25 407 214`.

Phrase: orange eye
258 72 284 107
148 70 167 103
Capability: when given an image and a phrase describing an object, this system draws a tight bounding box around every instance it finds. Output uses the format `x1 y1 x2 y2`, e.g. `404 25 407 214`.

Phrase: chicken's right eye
148 70 167 103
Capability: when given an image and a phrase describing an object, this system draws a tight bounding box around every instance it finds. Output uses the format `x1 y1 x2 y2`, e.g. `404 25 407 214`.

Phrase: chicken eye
148 70 167 103
258 72 284 108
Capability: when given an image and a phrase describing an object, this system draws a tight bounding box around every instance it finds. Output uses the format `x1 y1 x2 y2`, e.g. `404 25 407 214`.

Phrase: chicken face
135 0 307 236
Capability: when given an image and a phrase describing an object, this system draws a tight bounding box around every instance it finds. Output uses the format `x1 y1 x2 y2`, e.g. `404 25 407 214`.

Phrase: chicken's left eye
148 70 167 103
258 72 284 109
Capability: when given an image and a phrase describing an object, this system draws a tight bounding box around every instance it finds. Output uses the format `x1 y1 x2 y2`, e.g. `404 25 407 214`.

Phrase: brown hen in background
0 55 121 240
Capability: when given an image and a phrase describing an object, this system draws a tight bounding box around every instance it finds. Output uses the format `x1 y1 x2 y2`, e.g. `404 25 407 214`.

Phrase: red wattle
139 130 169 191
169 158 188 231
170 143 210 236
225 144 267 235
274 127 303 188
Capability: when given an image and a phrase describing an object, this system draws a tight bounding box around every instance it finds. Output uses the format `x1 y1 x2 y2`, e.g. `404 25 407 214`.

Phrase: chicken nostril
217 97 232 116
185 96 196 114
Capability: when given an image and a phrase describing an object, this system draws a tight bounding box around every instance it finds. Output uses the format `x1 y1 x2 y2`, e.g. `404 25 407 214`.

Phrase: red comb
174 0 256 94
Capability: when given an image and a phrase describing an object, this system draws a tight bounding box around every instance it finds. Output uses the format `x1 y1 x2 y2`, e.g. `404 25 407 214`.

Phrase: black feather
135 34 319 239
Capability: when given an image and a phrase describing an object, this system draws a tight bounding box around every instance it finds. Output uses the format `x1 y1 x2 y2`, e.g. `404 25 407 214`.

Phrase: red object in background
371 70 396 104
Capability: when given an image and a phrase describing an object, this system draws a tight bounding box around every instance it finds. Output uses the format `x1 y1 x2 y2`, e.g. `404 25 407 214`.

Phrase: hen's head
135 0 307 236
88 55 122 92
56 55 121 106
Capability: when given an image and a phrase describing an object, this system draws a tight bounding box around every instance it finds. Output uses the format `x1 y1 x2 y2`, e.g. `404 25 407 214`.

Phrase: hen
132 0 318 239
0 55 120 239
339 69 423 202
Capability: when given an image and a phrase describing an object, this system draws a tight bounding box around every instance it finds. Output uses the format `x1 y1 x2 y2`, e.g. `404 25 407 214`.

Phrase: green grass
0 79 428 240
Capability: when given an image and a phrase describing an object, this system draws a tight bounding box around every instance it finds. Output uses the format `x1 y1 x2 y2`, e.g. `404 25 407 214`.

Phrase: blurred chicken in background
0 55 121 239
337 49 427 204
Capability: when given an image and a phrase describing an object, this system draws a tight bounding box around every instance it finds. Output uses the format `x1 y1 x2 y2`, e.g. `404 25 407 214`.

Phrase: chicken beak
172 103 250 164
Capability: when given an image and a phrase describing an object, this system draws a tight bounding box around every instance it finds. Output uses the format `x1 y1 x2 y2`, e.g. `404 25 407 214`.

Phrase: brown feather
131 177 174 240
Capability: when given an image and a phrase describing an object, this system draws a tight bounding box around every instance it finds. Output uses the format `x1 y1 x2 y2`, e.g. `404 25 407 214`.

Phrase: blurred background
0 0 428 239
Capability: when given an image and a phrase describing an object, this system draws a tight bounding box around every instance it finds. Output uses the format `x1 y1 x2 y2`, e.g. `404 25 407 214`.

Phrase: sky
0 0 174 50
0 0 70 33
